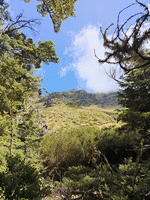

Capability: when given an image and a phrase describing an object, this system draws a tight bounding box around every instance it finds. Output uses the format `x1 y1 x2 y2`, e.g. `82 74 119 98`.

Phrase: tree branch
96 0 150 77
4 13 41 34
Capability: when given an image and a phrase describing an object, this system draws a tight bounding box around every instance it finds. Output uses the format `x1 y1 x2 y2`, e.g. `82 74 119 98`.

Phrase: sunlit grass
36 101 123 199
36 102 122 133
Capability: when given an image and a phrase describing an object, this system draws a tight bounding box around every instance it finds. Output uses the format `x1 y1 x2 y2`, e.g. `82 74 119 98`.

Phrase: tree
94 0 150 135
0 0 78 33
0 1 59 196
0 0 79 198
0 0 59 157
94 1 150 198
24 0 78 32
115 60 150 134
95 0 150 79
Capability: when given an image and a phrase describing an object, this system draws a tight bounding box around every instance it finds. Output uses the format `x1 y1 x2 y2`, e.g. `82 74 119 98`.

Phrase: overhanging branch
96 0 150 76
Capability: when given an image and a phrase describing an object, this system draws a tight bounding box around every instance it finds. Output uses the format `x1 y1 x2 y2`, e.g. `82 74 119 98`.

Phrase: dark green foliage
109 158 150 200
62 157 150 200
118 82 150 113
116 67 150 140
117 109 150 134
0 55 39 114
96 128 140 164
0 1 60 197
39 89 118 107
117 67 150 112
40 126 140 179
0 0 59 115
0 155 43 199
16 108 45 163
1 0 150 199
63 165 102 199
24 0 78 32
0 0 59 157
0 0 12 27
92 2 150 199
41 124 150 199
0 32 59 114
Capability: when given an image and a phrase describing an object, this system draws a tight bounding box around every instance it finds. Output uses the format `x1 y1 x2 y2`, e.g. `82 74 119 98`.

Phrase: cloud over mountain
61 25 119 93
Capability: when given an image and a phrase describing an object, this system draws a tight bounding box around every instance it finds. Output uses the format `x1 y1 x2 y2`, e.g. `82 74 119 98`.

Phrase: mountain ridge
38 89 118 107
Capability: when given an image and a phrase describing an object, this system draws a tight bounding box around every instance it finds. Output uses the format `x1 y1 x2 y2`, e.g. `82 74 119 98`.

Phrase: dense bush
96 128 140 164
40 127 99 170
40 126 141 178
62 158 150 200
40 126 149 199
0 155 43 199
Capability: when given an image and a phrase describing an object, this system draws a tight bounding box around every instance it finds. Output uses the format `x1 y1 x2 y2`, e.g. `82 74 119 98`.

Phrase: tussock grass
36 103 121 133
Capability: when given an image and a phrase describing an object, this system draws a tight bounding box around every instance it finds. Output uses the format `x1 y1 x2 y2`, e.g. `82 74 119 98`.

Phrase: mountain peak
38 90 118 107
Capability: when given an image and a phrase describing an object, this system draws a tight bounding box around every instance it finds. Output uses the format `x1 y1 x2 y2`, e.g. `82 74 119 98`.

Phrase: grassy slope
36 91 123 199
36 101 122 134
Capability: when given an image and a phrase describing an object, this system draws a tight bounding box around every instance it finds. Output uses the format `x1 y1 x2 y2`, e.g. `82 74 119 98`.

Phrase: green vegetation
0 0 59 198
1 0 150 199
24 0 78 33
35 102 120 134
39 89 118 107
0 155 43 199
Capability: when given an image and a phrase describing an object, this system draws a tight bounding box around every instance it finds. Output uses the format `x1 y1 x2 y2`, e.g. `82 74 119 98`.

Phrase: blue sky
9 0 149 94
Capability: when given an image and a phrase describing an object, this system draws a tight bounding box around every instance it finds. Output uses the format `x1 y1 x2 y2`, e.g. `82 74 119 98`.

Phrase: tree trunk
10 105 13 156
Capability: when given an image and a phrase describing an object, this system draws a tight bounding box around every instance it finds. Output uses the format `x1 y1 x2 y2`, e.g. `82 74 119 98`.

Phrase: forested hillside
38 89 118 107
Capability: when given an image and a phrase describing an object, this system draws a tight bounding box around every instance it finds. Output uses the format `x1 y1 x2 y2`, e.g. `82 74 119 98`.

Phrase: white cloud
61 25 119 93
148 0 150 11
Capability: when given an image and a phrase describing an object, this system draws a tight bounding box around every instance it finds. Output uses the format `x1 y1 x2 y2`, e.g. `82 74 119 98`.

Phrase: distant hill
38 89 118 107
35 90 122 134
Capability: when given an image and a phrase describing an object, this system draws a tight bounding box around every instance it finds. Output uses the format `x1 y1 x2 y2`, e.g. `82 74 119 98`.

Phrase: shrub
40 127 100 170
95 128 140 164
0 154 43 199
40 126 141 181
